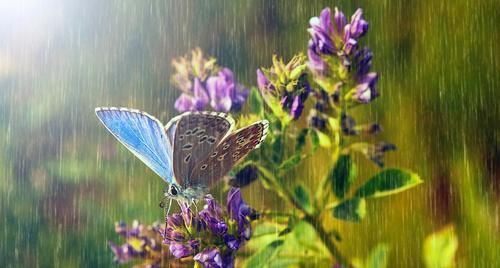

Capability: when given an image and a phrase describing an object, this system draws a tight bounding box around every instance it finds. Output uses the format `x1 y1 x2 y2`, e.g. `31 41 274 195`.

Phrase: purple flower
349 142 396 167
291 95 304 119
193 247 235 268
333 8 347 35
307 41 327 72
257 55 310 121
174 93 195 113
161 188 254 267
206 68 248 112
172 49 248 112
369 142 397 167
256 69 274 92
193 248 224 268
169 241 195 258
348 9 369 39
353 47 373 77
341 113 382 136
308 8 335 55
223 234 240 250
307 7 380 105
354 72 379 103
227 187 253 240
174 78 210 112
166 213 184 229
108 221 166 266
341 113 358 135
109 242 136 264
307 6 374 82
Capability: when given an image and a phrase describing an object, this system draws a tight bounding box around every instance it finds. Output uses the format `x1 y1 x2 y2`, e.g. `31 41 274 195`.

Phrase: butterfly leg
163 199 173 237
191 199 199 213
166 198 173 217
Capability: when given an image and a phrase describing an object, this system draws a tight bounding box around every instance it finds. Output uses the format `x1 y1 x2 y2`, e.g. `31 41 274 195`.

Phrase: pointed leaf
310 129 320 152
354 169 422 198
271 221 331 267
271 135 284 163
279 154 303 170
328 155 356 199
295 128 310 153
366 244 390 268
248 87 264 116
293 185 315 215
314 130 331 148
423 225 458 268
289 64 307 80
244 240 284 268
332 198 366 222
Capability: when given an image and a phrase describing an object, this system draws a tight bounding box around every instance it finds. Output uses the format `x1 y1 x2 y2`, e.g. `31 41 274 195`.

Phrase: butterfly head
164 183 207 205
166 183 180 197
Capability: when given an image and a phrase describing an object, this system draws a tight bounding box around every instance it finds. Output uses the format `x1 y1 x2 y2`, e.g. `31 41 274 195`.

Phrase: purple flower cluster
256 55 311 121
308 7 379 104
172 48 248 113
161 188 254 268
108 220 165 267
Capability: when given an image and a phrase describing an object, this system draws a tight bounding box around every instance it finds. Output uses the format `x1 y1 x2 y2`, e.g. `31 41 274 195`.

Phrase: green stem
304 214 351 267
256 165 351 267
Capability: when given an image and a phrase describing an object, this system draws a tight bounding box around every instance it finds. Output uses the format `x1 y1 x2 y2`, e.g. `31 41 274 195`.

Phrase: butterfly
95 107 269 206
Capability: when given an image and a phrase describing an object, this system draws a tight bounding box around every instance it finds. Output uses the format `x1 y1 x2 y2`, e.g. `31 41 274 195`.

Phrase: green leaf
244 240 284 268
366 244 390 268
423 225 458 268
284 221 331 259
248 87 264 116
289 64 307 80
332 198 366 222
293 185 315 215
271 135 284 163
279 154 303 170
314 130 331 148
248 221 331 267
354 169 423 198
328 155 356 199
310 129 320 152
246 222 288 252
295 128 309 153
265 95 292 126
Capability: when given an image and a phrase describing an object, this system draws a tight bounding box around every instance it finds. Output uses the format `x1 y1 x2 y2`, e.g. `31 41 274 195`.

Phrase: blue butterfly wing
95 107 174 183
165 114 182 148
164 114 181 160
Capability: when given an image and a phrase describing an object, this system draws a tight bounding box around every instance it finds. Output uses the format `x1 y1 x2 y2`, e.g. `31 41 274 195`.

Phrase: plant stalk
255 149 351 266
304 214 351 267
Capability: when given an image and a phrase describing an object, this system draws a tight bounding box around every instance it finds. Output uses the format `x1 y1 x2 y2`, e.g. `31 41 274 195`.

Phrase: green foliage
309 129 320 152
295 128 309 152
423 225 458 268
244 240 284 268
365 244 390 268
329 155 357 199
248 87 264 116
314 129 332 148
354 169 422 198
3 0 498 267
279 154 303 170
332 198 366 222
293 185 315 215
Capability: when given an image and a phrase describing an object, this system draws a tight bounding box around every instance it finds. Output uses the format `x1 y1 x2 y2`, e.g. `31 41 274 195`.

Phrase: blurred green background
0 0 499 267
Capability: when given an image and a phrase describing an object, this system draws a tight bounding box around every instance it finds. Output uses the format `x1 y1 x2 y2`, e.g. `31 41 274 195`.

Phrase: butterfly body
95 107 268 205
162 183 204 205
